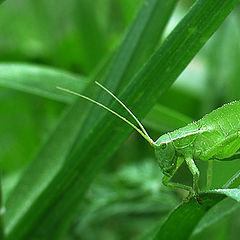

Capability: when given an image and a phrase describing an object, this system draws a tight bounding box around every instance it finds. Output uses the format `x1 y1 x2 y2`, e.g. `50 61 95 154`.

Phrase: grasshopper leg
162 175 193 193
185 157 200 195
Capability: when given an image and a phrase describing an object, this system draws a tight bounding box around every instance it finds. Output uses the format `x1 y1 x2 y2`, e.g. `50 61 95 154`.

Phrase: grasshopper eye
160 143 167 149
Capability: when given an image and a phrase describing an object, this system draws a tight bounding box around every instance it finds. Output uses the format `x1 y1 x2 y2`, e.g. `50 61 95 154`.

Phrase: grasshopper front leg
162 175 193 194
160 156 195 195
162 160 200 196
185 157 200 195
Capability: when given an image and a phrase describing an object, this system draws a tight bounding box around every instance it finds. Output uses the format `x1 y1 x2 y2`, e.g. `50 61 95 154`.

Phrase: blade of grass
0 63 87 103
5 0 177 239
111 0 179 92
21 0 240 239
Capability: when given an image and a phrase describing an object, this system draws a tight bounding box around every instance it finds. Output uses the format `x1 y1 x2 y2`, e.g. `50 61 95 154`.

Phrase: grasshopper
57 82 240 195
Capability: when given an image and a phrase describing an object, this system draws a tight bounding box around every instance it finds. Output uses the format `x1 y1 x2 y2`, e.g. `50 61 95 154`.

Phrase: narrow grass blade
109 0 178 92
0 63 87 103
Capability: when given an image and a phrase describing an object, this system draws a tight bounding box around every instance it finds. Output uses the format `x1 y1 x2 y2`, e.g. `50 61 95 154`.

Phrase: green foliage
0 0 240 239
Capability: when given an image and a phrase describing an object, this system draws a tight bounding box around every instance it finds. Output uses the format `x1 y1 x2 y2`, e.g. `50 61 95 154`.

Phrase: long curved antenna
56 86 154 145
95 81 153 144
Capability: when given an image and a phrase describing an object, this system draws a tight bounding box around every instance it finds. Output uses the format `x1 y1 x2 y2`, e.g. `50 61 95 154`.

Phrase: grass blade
107 0 178 92
0 63 87 103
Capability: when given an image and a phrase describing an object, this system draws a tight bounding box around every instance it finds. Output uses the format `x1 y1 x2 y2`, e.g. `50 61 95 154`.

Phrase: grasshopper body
155 101 240 175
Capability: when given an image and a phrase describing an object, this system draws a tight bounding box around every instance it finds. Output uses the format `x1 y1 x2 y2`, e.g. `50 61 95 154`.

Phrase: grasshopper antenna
95 81 153 144
56 84 154 146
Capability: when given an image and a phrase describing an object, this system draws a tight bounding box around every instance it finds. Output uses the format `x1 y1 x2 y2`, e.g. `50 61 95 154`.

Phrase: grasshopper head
154 134 177 177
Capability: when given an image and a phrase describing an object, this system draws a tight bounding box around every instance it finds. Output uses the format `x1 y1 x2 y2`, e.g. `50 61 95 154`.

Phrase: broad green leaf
153 190 240 240
211 189 240 202
5 0 177 239
192 198 240 238
191 171 240 238
153 193 226 240
153 171 240 240
0 63 87 103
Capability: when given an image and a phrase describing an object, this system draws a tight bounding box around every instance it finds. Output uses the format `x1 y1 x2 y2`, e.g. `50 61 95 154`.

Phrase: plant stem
207 161 213 190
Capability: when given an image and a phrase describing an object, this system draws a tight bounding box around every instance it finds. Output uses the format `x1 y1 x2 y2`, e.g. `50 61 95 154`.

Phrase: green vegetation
0 0 240 239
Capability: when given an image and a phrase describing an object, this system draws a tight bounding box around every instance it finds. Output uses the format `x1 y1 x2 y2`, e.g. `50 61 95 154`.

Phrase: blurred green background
0 0 240 239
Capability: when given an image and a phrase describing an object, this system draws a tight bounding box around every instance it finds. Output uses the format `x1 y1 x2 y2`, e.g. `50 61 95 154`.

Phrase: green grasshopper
57 82 240 195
